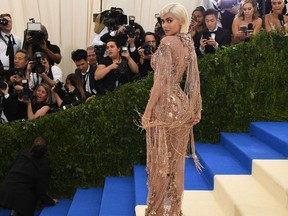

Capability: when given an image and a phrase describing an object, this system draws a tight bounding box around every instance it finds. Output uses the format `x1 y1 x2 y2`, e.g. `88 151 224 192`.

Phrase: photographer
116 21 145 63
232 0 262 44
51 73 86 110
24 23 62 65
95 38 139 93
72 49 103 97
0 13 21 78
19 83 51 120
0 49 31 121
27 52 63 91
137 32 159 78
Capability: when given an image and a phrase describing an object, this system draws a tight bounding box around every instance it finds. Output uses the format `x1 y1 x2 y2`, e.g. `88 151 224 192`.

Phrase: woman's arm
265 15 272 32
51 90 63 107
253 18 263 35
121 50 139 74
27 103 50 120
95 63 118 80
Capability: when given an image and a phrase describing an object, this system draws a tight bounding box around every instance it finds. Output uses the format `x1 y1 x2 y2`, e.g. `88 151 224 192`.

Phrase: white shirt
29 65 63 89
92 27 109 46
0 31 22 69
82 65 92 94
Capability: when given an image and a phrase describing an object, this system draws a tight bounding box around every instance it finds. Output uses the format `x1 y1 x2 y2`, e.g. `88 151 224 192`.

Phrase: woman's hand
141 110 151 128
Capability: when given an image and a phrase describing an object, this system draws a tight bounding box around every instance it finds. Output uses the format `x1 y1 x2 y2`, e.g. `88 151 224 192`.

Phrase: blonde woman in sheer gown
141 3 202 216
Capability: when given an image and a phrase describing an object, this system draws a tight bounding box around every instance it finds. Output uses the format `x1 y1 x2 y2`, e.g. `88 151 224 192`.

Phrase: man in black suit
71 49 103 97
195 9 231 57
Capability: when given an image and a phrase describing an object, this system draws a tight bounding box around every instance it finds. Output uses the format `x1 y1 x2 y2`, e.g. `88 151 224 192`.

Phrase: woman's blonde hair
160 3 189 34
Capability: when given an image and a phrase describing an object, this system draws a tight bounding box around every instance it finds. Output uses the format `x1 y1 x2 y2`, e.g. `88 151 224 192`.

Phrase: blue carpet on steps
184 157 212 190
250 122 288 156
221 133 286 171
67 187 103 216
39 199 71 216
195 142 250 187
99 176 135 216
133 158 212 206
133 165 148 205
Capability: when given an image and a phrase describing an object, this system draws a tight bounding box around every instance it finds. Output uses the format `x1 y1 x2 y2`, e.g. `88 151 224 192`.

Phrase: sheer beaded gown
143 33 202 216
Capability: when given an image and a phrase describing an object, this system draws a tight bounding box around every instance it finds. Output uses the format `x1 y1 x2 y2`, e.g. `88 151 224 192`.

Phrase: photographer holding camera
95 38 139 93
0 13 21 79
27 52 63 91
52 73 86 110
24 23 62 65
19 83 51 120
0 49 32 122
137 32 159 78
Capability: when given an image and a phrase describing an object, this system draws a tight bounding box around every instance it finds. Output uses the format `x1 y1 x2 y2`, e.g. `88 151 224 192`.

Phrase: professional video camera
18 79 33 101
31 52 45 74
154 13 165 38
102 7 127 31
0 18 9 26
26 18 46 46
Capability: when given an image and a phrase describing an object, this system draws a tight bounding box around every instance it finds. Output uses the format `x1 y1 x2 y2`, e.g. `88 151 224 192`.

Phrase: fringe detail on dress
190 127 204 173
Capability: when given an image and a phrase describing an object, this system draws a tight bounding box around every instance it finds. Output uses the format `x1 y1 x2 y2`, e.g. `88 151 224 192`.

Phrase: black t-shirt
98 56 131 92
32 40 61 65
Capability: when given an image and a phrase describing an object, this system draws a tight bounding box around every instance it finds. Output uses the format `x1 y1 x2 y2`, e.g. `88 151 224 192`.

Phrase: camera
94 44 106 61
141 43 153 55
154 13 165 38
103 7 127 31
62 97 82 110
53 80 66 97
14 68 25 77
0 18 9 26
27 18 45 46
191 16 197 22
124 16 136 38
202 31 211 40
115 59 129 77
18 79 33 101
31 52 45 74
0 81 7 90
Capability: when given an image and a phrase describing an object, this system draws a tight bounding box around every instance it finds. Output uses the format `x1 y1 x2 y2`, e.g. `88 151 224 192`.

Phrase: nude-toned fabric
144 34 202 215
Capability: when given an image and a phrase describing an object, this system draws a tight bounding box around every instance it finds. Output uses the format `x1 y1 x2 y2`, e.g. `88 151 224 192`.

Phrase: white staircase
135 159 288 216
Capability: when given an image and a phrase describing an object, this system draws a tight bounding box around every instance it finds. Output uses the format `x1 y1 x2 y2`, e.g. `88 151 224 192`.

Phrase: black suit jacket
195 27 231 56
75 64 104 96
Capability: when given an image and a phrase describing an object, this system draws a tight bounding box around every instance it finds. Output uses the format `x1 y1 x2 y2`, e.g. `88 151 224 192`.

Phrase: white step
135 160 288 216
135 190 225 216
214 175 288 216
252 159 288 209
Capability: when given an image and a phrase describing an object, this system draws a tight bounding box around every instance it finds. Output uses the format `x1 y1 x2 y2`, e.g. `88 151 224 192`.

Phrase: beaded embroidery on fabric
144 33 202 215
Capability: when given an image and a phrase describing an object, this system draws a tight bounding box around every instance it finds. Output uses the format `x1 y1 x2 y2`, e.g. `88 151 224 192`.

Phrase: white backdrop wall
1 0 202 78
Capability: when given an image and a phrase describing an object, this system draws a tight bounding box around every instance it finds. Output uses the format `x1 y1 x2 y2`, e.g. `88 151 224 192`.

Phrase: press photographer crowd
0 0 288 124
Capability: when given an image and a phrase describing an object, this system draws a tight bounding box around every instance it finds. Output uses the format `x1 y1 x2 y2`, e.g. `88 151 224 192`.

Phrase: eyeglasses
272 1 283 5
